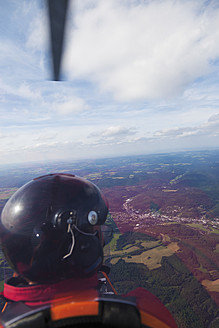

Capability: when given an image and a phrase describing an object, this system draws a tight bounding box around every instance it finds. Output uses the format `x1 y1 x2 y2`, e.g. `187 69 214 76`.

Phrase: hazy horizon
0 147 218 169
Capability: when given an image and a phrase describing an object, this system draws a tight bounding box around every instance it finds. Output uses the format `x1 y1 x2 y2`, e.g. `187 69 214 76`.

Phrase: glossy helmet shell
0 174 108 283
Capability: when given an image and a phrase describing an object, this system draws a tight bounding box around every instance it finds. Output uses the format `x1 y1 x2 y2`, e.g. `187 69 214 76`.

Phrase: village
111 197 219 233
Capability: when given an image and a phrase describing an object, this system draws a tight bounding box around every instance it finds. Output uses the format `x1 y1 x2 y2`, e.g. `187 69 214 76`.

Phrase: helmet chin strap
63 223 75 259
62 223 97 259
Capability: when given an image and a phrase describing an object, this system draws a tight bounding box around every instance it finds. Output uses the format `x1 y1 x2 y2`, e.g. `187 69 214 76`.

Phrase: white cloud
154 127 199 138
208 113 219 122
102 125 136 137
0 1 48 82
64 0 219 101
53 97 90 115
90 125 137 143
0 131 7 139
154 114 219 138
0 78 90 123
1 113 219 165
26 6 48 53
0 1 219 164
17 83 42 100
34 132 58 142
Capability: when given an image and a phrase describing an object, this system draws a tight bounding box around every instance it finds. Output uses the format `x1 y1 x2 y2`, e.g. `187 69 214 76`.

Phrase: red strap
3 274 98 304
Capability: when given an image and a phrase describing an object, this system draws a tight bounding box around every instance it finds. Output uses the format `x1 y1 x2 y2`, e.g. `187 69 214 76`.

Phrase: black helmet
0 174 108 284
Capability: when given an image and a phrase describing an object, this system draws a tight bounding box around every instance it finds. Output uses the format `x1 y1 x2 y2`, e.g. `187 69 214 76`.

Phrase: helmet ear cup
71 234 103 276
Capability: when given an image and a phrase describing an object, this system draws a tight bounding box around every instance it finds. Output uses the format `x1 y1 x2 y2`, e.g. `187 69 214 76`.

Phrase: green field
104 231 177 270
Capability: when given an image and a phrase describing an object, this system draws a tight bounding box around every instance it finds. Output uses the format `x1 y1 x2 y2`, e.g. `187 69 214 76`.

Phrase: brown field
202 279 219 292
167 242 180 252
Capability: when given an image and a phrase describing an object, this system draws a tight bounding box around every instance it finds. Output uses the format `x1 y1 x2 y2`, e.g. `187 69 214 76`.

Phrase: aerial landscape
0 149 218 327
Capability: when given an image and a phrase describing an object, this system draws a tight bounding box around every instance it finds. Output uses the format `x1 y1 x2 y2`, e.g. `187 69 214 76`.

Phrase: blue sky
0 0 219 164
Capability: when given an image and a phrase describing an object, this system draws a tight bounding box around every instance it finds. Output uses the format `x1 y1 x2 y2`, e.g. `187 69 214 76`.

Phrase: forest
106 231 219 328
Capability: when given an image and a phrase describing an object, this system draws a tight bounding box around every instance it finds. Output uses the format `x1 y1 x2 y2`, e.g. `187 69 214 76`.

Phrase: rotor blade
47 0 69 81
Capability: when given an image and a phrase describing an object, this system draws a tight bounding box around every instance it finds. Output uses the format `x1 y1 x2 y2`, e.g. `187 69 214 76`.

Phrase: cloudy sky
0 0 219 165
